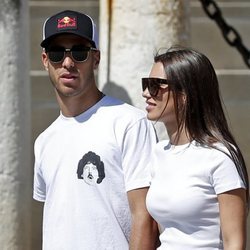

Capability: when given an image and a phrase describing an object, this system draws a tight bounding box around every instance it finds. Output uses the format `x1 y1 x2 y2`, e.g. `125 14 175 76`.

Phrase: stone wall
0 0 31 249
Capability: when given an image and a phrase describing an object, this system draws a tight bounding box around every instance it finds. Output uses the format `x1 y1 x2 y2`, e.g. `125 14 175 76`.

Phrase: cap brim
40 32 96 48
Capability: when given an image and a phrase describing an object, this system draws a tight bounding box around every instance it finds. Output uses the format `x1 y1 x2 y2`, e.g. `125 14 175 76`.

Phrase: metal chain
199 0 250 68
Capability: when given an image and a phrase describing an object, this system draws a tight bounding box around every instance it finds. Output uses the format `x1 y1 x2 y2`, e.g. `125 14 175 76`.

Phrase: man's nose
62 52 75 68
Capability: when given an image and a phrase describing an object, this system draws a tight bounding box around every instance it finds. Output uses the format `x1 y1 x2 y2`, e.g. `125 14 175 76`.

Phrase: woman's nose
142 87 150 98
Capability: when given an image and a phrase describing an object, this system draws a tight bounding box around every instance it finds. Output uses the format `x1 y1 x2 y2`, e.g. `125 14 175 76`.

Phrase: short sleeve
210 152 245 194
33 140 46 202
122 118 157 191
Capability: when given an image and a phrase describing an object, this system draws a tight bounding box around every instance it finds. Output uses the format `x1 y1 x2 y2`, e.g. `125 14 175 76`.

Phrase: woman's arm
218 188 247 250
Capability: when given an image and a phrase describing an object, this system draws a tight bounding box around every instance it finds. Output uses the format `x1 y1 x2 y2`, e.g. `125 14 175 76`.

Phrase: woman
142 46 249 249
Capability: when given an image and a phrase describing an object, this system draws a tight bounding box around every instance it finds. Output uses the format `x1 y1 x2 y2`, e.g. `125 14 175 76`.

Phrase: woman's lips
146 101 156 112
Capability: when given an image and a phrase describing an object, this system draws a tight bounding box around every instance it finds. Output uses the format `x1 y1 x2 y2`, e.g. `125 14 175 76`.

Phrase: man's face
42 34 100 99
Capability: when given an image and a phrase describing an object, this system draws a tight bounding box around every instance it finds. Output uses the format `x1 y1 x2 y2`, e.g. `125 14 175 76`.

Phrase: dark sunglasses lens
142 81 147 91
48 46 91 63
71 49 89 62
48 50 64 63
149 83 160 97
142 79 160 97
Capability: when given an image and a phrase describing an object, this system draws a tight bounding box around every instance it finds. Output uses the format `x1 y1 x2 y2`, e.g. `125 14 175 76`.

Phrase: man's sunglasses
46 45 98 63
142 77 168 97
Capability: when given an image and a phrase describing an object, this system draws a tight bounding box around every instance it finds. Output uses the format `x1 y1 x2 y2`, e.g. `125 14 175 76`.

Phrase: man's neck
57 90 104 117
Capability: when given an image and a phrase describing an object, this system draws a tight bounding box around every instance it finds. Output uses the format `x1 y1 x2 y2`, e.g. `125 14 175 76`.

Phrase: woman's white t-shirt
146 140 245 250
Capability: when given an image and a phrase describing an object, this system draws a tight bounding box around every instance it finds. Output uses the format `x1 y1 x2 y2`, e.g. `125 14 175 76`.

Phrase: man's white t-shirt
33 95 157 250
146 140 245 250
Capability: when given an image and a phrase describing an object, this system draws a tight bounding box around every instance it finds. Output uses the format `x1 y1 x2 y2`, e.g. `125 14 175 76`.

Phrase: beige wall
30 0 250 249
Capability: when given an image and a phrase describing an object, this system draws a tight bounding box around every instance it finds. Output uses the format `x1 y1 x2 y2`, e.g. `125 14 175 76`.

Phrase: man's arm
127 187 160 250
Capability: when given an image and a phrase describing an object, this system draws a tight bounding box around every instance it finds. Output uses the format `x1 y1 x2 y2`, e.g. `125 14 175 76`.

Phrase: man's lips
60 73 78 84
60 73 77 79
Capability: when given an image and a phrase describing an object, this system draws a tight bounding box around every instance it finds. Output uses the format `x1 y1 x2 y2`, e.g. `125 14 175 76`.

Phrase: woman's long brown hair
154 46 249 206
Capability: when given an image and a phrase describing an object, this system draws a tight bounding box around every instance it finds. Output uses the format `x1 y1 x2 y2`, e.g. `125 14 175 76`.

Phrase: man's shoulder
102 95 146 117
34 115 61 145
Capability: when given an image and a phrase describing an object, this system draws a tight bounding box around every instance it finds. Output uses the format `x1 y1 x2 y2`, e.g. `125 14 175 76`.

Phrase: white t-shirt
33 95 157 250
146 140 245 250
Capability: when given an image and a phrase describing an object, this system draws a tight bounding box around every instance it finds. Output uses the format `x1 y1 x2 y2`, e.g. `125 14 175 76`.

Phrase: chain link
199 0 250 68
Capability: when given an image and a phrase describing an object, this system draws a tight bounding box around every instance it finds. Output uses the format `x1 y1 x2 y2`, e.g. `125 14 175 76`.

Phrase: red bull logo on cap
57 16 77 29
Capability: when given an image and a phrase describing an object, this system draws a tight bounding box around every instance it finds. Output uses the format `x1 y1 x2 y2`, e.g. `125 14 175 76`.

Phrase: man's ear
93 50 100 69
42 51 49 71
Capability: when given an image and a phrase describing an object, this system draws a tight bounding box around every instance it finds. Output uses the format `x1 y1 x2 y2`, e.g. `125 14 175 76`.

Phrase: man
33 10 158 250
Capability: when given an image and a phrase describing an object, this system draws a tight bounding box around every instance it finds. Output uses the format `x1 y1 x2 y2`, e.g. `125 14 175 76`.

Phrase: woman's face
142 62 176 127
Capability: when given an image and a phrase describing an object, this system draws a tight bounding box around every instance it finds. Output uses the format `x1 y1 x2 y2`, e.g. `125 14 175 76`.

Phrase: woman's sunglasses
142 77 168 97
46 45 98 63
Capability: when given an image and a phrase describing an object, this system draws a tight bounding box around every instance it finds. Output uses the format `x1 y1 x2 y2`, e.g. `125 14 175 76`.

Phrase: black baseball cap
41 10 98 48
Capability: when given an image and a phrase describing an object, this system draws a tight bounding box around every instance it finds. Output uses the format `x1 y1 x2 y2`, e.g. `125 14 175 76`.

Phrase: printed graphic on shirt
77 151 105 185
